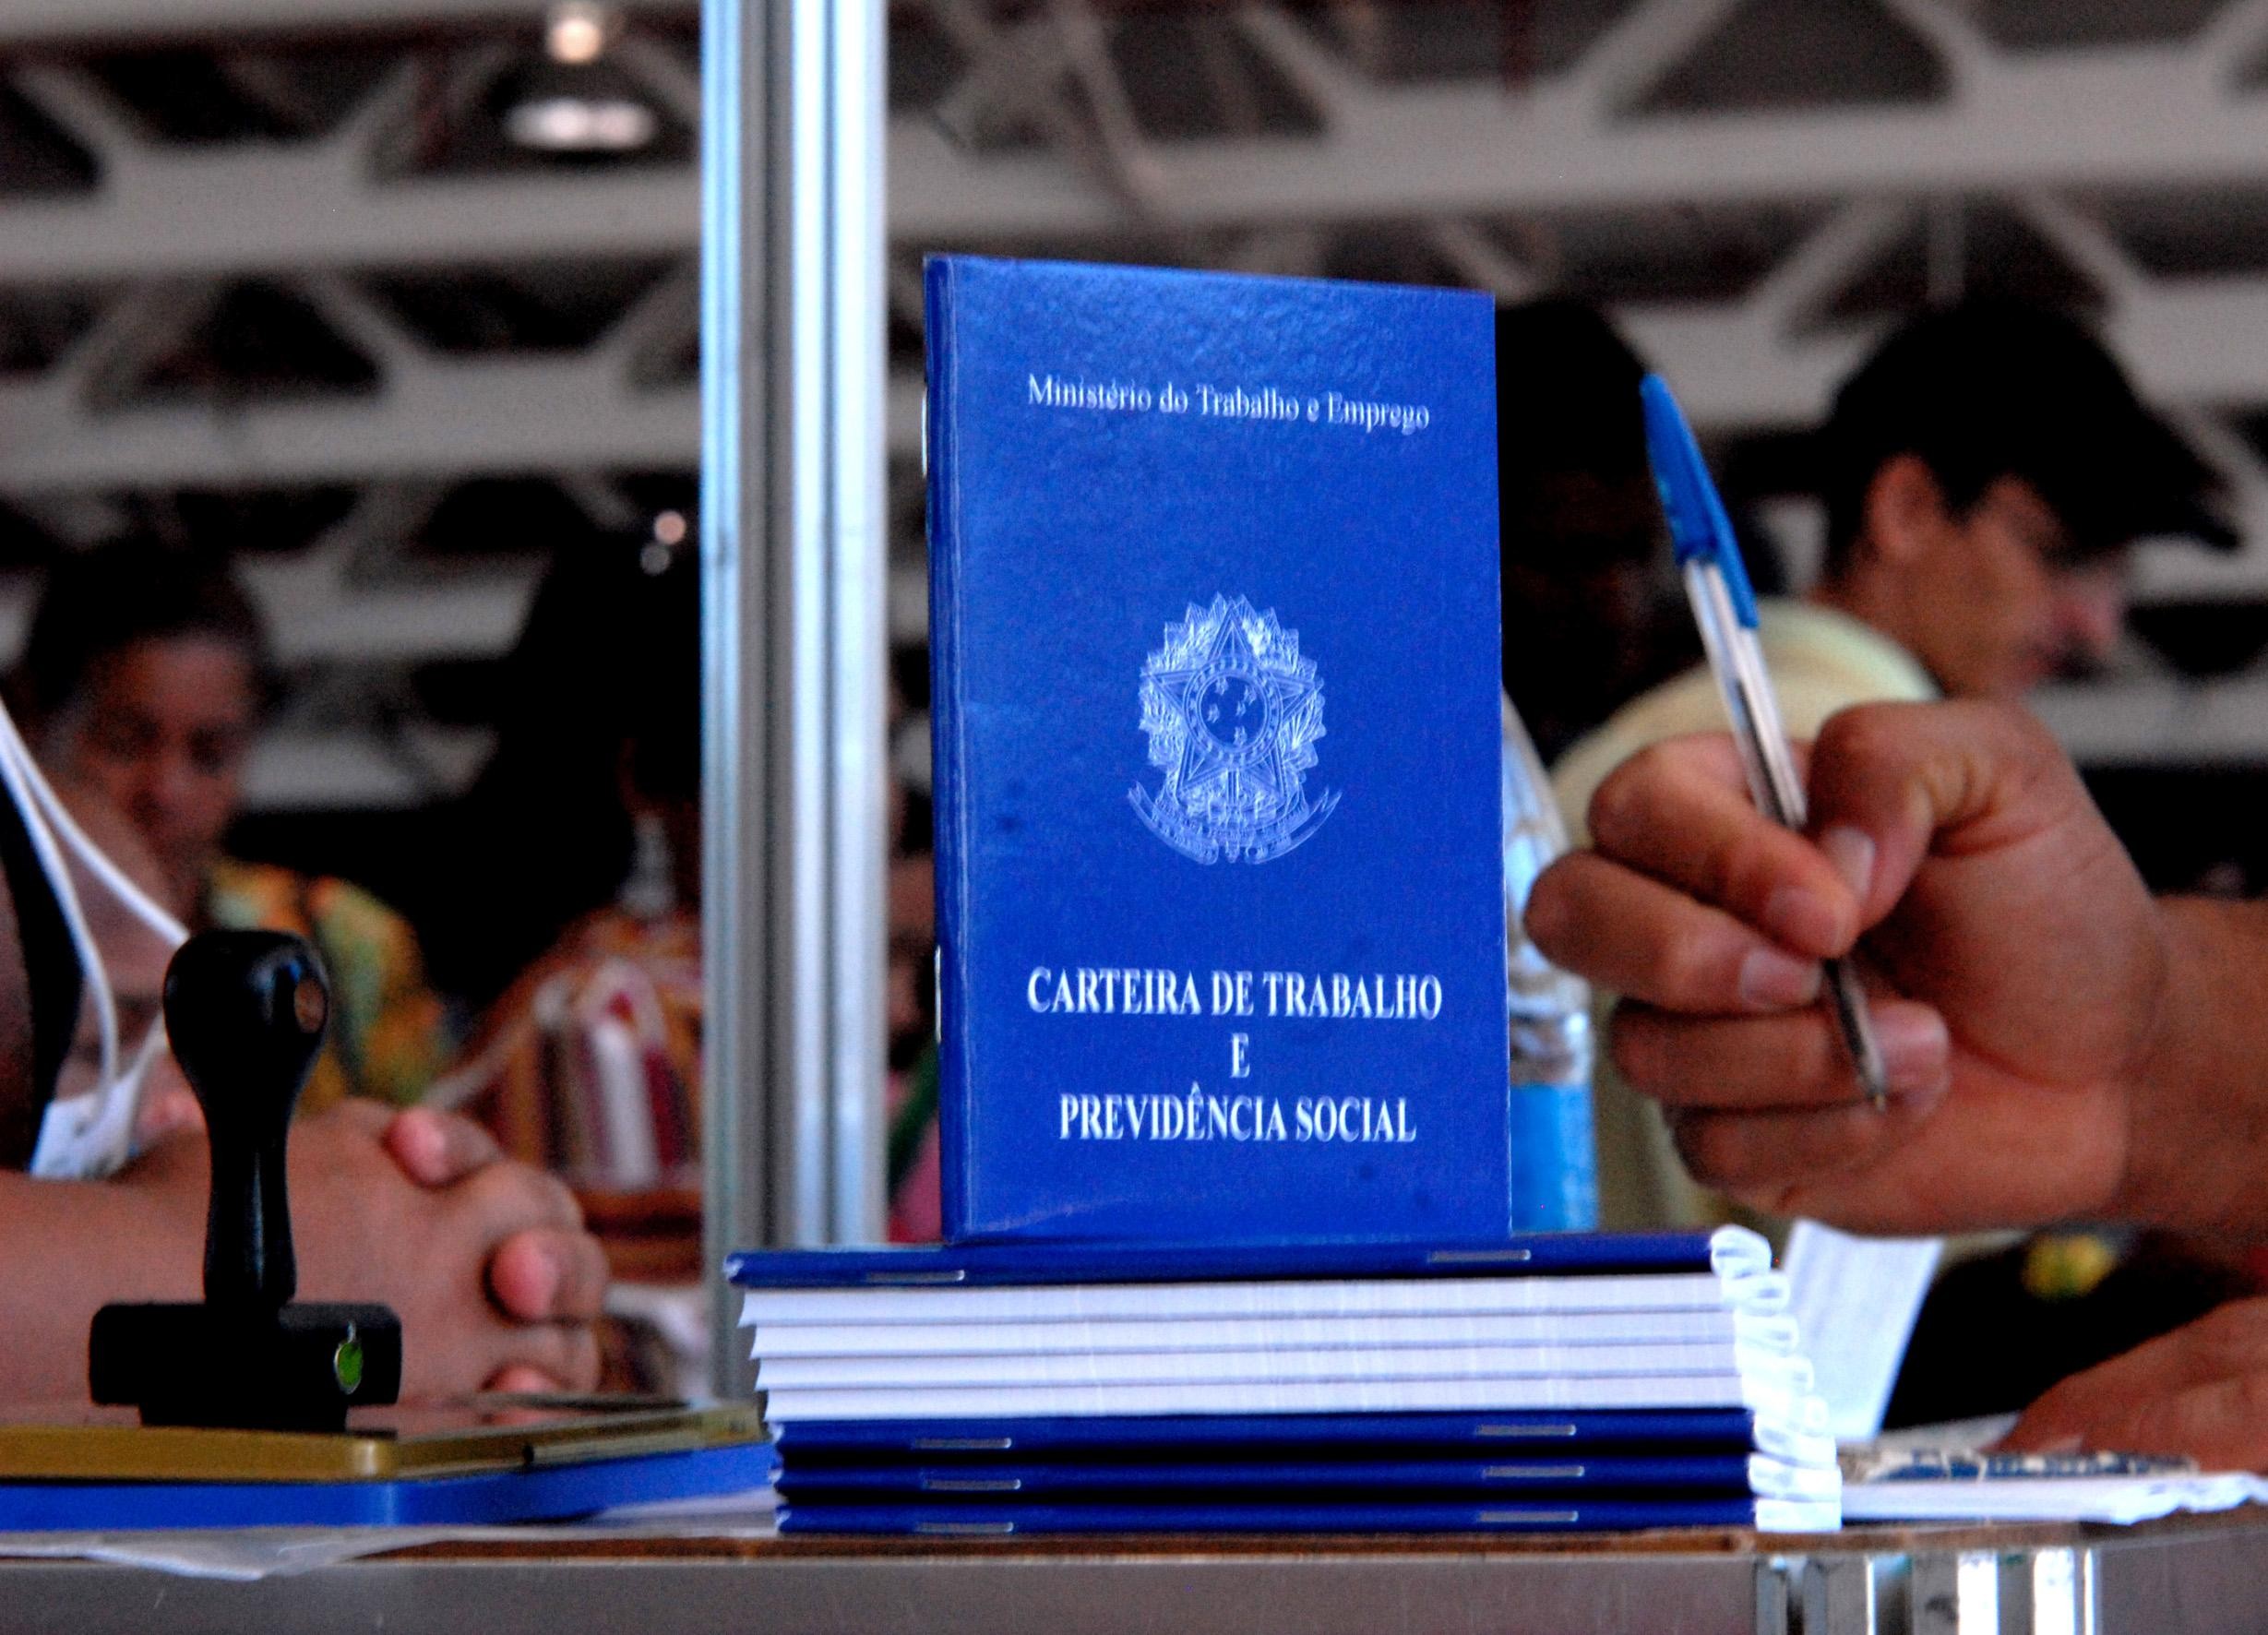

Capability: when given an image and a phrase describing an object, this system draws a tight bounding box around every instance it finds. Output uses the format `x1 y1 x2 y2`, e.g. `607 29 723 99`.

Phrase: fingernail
1763 886 1842 953
397 1111 444 1172
1738 946 1820 1009
527 1246 565 1311
1876 1006 1950 1094
1818 826 1877 904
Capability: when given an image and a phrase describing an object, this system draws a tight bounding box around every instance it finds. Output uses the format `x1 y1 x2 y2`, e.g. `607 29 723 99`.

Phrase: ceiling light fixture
506 94 658 152
544 2 615 66
509 4 659 155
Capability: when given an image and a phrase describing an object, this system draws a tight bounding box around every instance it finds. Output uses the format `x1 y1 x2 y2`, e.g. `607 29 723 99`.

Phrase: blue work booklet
768 1408 1795 1461
776 1497 1832 1536
776 1452 1790 1499
925 255 1510 1243
726 1231 1743 1289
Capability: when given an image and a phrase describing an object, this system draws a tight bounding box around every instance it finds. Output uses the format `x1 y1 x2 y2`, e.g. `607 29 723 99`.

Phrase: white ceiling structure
4 0 2268 802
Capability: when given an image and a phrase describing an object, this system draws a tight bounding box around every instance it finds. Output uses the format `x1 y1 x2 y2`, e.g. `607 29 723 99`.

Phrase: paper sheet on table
0 1492 779 1581
1848 1417 2268 1523
1844 1472 2268 1524
1783 1220 1940 1442
0 1528 525 1581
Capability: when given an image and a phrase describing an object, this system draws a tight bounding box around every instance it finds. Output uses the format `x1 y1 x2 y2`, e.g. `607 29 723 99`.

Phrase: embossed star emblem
1131 594 1340 864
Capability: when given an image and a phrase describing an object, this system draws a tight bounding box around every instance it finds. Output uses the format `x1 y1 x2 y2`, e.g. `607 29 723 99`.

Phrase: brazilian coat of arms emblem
1129 594 1342 865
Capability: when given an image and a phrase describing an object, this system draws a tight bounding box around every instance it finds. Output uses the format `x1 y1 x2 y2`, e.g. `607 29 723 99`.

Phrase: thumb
1806 700 2082 930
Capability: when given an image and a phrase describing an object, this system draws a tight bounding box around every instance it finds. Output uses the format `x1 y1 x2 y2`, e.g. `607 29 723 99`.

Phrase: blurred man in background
1555 299 2236 834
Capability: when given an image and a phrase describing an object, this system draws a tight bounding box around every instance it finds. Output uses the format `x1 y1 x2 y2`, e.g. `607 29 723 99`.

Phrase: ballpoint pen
1638 373 1889 1111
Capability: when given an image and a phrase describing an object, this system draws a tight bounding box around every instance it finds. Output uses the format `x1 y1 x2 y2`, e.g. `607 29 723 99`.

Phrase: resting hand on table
55 784 605 1394
1525 700 2194 1236
125 1102 606 1399
2001 1298 2268 1470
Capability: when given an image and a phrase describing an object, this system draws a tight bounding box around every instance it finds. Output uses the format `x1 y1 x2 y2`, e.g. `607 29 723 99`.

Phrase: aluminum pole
701 0 889 1397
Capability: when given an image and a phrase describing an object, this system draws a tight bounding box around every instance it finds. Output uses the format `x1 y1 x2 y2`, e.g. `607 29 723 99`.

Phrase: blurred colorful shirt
204 858 454 1115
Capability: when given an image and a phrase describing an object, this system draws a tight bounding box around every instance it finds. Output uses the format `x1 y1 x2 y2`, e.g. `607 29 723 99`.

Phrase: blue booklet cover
0 1442 776 1531
726 1231 1735 1288
926 255 1509 1242
776 1496 1790 1535
775 1452 1761 1499
770 1409 1775 1462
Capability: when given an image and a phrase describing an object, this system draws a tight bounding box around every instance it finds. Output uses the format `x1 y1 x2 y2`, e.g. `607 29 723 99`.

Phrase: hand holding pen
1638 375 1890 1110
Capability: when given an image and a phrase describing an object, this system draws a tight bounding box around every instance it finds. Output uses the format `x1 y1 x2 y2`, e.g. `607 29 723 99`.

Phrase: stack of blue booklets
727 1230 1841 1534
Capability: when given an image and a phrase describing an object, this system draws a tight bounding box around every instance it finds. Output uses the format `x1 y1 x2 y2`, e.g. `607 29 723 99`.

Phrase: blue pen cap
1639 374 1761 629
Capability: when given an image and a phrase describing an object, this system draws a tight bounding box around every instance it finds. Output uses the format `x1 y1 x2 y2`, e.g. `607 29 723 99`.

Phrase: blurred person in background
1554 300 2236 830
1494 298 1695 766
437 530 937 1382
13 541 453 1116
428 532 699 1020
431 531 707 1391
441 530 940 1230
438 531 706 1221
0 565 604 1398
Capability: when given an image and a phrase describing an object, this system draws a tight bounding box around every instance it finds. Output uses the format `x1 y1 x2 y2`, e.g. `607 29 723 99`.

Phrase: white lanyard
0 698 191 1179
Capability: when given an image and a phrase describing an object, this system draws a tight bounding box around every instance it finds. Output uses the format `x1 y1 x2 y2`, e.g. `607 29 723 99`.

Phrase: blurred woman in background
436 525 942 1261
12 539 453 1114
434 529 707 1206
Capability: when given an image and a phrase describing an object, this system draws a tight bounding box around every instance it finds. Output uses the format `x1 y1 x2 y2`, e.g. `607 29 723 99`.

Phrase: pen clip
1639 375 1761 629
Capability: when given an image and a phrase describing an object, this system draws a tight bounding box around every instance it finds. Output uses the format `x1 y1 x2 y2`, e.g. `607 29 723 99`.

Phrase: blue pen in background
1638 374 1889 1111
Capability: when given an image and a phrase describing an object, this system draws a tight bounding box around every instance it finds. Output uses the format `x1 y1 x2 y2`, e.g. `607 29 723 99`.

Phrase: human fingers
1583 734 1862 959
486 1227 611 1324
1806 701 2083 925
2003 1301 2268 1467
1611 998 1950 1112
384 1105 505 1188
484 1364 568 1396
1527 852 1821 1015
1665 1093 1948 1203
2005 1377 2268 1466
453 1155 586 1242
395 1290 602 1401
460 1319 603 1397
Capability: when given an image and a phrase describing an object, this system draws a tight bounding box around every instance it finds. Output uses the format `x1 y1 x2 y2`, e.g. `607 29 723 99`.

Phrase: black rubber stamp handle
162 931 330 1312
